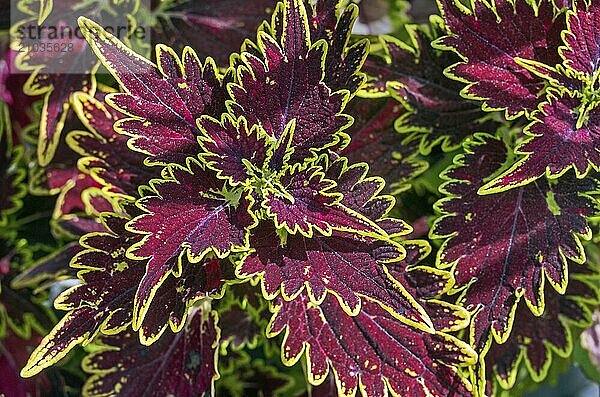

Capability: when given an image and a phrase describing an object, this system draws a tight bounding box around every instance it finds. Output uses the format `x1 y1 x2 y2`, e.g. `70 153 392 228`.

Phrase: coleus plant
1 0 600 395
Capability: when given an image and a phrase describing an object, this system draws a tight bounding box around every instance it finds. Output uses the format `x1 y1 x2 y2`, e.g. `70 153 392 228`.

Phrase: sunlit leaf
268 292 476 397
436 0 564 117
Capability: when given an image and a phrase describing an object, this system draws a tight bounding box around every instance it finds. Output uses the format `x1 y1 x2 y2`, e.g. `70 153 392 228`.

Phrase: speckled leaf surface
268 292 475 397
82 308 220 397
437 0 564 117
431 134 598 356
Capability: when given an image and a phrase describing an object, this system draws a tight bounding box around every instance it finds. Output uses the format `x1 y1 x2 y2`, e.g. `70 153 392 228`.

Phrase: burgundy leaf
28 73 95 167
217 305 263 350
20 307 109 378
250 158 450 329
82 308 220 397
561 1 600 79
217 282 267 350
21 214 146 377
198 115 268 185
482 94 600 192
27 104 115 226
385 241 470 333
322 157 398 223
340 96 427 192
68 91 157 197
431 134 598 356
79 18 229 165
482 265 599 393
137 258 224 345
36 164 79 196
263 165 383 236
54 173 112 219
127 160 254 324
257 0 367 93
238 222 431 327
307 0 368 93
268 292 475 397
54 216 107 236
229 0 354 164
437 0 565 117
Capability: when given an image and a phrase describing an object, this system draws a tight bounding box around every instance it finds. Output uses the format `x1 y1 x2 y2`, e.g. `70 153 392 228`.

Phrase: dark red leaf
198 115 269 185
79 19 229 165
385 241 470 333
482 264 599 393
82 308 220 397
11 242 81 290
431 134 598 357
229 0 354 164
561 1 600 79
268 292 475 397
68 91 157 197
307 0 368 93
482 94 600 192
216 282 267 350
21 214 145 377
263 165 383 237
127 160 254 324
54 173 111 218
437 0 565 117
137 258 224 345
238 151 432 325
238 222 431 327
322 157 398 222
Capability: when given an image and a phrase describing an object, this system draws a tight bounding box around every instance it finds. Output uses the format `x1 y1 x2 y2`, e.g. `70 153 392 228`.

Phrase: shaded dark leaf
153 0 276 65
431 134 598 357
363 28 499 152
82 307 220 397
340 96 427 192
